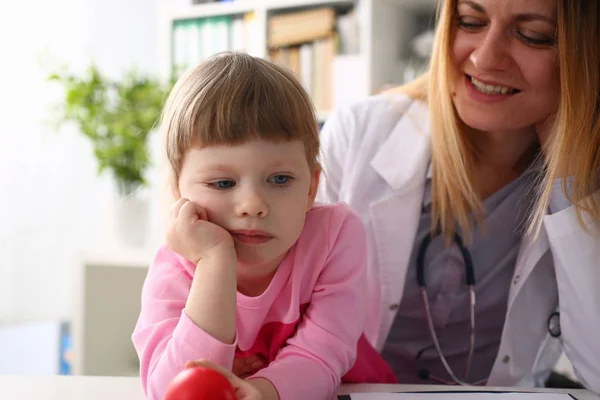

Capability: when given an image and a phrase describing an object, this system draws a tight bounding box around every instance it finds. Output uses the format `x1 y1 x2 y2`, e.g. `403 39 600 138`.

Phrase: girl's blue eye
269 175 290 185
213 180 235 189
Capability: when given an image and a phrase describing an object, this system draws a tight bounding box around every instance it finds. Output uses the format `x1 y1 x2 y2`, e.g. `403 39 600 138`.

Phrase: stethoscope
415 229 562 386
416 230 483 386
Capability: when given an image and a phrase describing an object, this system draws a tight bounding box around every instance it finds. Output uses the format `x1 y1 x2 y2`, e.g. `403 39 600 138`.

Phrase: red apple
164 366 237 400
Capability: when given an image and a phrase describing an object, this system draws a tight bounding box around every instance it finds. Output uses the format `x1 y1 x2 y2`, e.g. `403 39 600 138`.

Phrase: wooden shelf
172 0 356 20
265 0 353 12
172 1 255 20
162 0 439 96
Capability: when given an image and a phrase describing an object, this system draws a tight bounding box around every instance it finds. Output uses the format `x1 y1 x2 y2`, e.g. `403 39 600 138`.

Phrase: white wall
0 0 163 325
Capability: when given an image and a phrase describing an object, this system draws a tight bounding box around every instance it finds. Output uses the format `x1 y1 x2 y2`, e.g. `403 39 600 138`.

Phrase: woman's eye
517 30 555 47
209 180 236 190
457 16 486 30
268 175 291 185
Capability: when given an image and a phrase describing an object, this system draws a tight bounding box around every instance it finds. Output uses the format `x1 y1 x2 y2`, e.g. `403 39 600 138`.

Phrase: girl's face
177 139 319 284
450 0 560 133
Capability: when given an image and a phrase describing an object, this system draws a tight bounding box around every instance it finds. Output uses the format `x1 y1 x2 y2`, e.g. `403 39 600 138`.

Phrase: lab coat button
548 312 561 337
513 275 520 285
503 355 511 364
389 303 399 311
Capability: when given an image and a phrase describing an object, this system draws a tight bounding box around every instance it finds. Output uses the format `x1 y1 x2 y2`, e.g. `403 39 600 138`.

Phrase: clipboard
338 391 578 400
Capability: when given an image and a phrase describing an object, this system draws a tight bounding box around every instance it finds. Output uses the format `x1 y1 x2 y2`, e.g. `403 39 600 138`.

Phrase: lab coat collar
371 99 431 194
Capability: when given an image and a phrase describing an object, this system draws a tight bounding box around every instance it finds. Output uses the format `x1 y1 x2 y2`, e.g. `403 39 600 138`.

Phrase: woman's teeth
470 76 517 95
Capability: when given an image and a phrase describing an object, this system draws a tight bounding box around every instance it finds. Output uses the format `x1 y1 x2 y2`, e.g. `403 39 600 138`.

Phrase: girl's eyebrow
459 0 556 25
196 163 233 173
197 159 304 173
268 159 305 170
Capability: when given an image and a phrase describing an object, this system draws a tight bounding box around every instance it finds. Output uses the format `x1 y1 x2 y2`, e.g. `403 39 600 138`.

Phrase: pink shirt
132 202 395 400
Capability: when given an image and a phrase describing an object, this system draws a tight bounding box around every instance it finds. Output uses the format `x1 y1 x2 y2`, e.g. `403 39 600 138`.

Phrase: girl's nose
234 190 269 218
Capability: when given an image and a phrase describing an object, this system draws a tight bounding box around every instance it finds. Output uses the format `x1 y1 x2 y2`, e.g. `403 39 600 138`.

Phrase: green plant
48 63 173 195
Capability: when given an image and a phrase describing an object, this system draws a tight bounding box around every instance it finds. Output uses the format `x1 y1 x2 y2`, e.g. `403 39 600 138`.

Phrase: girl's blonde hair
160 52 320 193
393 0 600 239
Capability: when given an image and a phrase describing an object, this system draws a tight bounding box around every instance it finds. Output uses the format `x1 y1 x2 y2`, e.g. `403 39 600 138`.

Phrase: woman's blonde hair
530 1 600 235
160 52 320 194
393 0 600 239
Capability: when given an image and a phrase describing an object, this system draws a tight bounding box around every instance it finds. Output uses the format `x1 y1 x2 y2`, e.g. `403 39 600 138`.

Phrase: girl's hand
233 355 267 378
166 198 235 264
185 360 263 400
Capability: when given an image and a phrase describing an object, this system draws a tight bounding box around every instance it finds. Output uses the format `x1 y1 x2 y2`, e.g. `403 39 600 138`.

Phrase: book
268 7 336 47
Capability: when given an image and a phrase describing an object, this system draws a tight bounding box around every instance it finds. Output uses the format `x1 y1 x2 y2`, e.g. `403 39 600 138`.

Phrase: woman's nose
470 29 512 72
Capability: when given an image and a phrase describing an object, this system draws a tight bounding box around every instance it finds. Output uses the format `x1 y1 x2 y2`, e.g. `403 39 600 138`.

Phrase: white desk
0 376 597 400
338 384 599 400
0 376 145 400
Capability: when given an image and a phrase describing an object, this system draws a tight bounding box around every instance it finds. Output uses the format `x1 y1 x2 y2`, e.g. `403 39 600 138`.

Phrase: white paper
344 393 575 400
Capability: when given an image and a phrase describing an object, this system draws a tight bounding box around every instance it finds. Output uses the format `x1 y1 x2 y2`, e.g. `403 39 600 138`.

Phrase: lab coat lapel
371 100 430 194
368 100 431 348
488 228 554 386
507 228 550 311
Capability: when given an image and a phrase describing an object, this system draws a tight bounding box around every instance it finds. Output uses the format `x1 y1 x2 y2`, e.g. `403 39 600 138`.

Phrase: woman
318 0 600 393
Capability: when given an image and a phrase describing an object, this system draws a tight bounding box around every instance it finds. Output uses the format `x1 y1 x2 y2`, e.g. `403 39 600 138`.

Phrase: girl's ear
171 173 181 200
306 163 322 212
167 170 184 210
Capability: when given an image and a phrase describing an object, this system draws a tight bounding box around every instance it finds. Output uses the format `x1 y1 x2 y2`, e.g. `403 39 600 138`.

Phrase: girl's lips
230 230 274 245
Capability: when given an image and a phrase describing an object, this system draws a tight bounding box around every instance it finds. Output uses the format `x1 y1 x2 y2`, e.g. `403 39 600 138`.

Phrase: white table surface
338 384 599 399
0 376 597 400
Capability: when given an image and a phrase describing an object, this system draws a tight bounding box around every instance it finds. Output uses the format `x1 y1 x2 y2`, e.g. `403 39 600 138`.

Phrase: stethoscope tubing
416 230 481 385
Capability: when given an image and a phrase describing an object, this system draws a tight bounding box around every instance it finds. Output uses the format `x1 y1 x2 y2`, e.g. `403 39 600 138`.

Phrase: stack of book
267 7 338 113
171 12 260 71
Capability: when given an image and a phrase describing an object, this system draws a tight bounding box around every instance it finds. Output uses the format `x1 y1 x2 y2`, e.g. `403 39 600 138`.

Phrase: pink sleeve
131 246 237 400
251 205 367 400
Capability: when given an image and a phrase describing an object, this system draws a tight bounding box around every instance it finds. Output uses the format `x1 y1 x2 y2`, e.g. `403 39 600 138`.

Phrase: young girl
132 52 395 400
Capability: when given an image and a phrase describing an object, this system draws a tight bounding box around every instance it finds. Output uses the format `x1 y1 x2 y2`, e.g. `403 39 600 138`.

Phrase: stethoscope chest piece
547 311 561 338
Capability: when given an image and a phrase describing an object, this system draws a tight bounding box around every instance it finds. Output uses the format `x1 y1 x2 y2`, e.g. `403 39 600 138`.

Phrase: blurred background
2 0 572 386
0 0 437 378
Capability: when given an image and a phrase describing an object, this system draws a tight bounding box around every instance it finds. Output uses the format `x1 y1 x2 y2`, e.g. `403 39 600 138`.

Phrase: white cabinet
71 250 151 377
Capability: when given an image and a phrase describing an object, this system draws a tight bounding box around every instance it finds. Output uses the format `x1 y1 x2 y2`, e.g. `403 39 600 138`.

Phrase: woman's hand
185 360 263 400
166 198 235 264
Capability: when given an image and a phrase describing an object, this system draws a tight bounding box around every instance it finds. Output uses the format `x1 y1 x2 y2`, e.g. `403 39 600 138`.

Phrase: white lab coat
317 93 600 393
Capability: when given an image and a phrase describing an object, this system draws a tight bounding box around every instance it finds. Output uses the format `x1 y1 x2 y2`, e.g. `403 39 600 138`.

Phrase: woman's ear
306 163 322 212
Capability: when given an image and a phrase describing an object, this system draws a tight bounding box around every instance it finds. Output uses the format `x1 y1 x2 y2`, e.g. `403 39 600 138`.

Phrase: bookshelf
159 0 439 121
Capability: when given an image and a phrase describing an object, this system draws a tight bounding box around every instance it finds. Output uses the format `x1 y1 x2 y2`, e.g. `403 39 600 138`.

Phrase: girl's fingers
191 202 208 221
250 359 266 370
178 200 198 222
232 358 246 377
233 355 265 376
170 198 188 219
190 359 237 381
178 200 207 223
185 359 262 400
